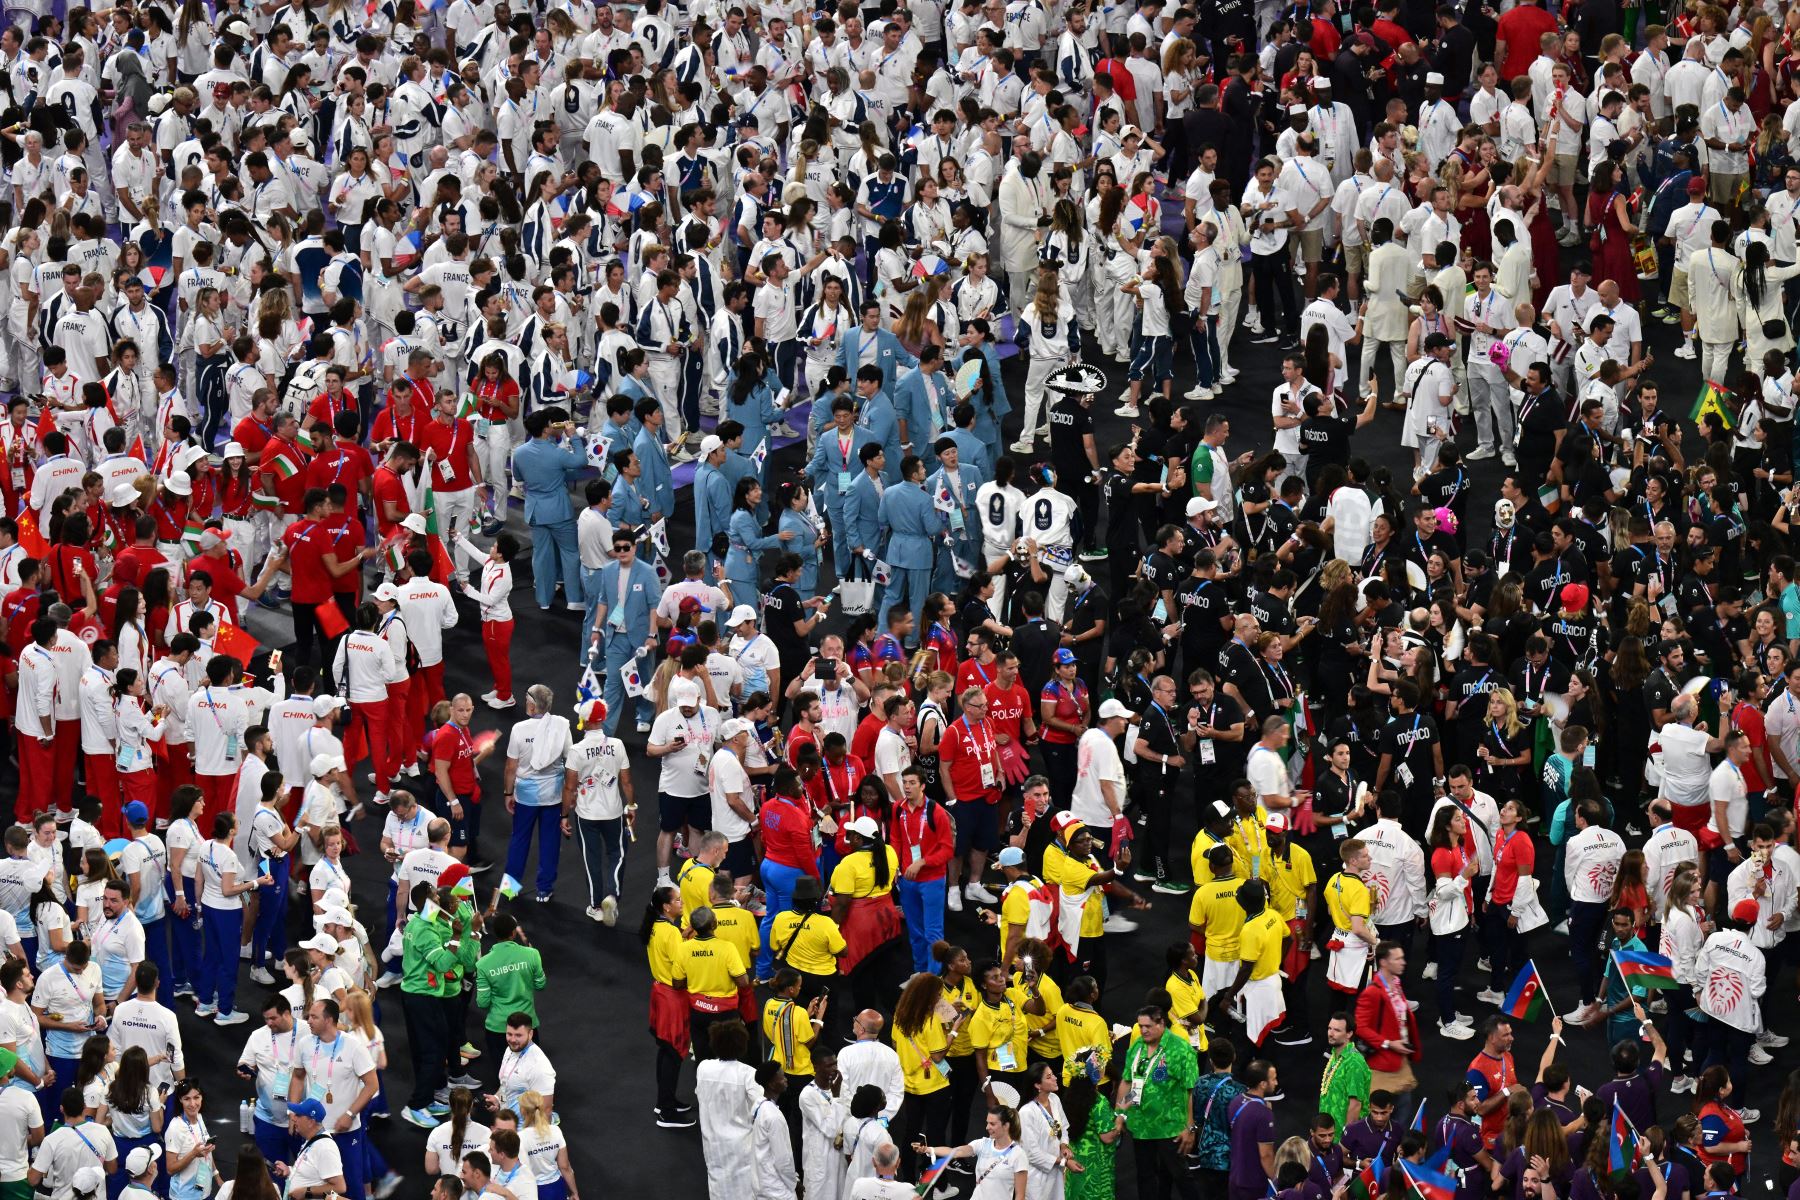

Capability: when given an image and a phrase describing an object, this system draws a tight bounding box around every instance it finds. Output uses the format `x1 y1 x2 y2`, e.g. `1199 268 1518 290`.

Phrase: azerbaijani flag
1502 960 1548 1021
1690 379 1735 431
1607 1097 1641 1178
1410 1099 1427 1133
1399 1160 1457 1200
915 1154 953 1197
1346 1155 1387 1200
1612 949 1678 990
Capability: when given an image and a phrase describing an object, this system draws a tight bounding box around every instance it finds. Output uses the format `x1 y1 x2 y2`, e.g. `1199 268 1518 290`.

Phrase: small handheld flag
1502 960 1549 1021
1607 1097 1641 1178
1611 949 1679 990
915 1154 952 1197
498 874 523 900
649 518 670 559
1691 380 1735 431
392 230 423 268
1399 1159 1458 1200
1410 1099 1427 1133
1346 1154 1387 1200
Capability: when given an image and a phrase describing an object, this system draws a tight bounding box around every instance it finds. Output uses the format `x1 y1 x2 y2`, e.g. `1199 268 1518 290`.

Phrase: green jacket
474 941 548 1032
401 908 461 997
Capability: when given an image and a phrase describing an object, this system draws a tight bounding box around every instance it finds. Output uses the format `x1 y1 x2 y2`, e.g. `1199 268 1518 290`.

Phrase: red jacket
887 801 954 883
1354 975 1423 1071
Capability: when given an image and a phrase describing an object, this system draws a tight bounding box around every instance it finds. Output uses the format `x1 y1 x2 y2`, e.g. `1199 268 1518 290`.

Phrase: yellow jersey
1239 909 1286 981
1266 845 1317 923
944 974 980 1057
1055 1003 1112 1083
1323 871 1372 932
1042 843 1105 938
713 903 762 969
969 986 1033 1072
1226 808 1271 879
647 919 684 986
998 875 1049 959
893 1015 952 1096
829 847 900 899
1190 828 1225 886
680 937 746 999
675 859 717 929
1166 969 1209 1050
1189 877 1245 961
763 996 817 1075
1011 970 1064 1058
768 910 848 976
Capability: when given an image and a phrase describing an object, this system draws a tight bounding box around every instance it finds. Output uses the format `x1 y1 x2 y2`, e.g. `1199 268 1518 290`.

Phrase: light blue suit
611 474 651 530
946 428 991 486
692 462 733 557
960 344 1012 469
511 434 589 608
633 426 675 520
593 415 642 479
719 448 764 522
927 462 980 592
877 480 946 632
893 366 954 477
807 424 878 578
836 326 917 395
726 509 784 603
858 389 903 484
595 556 663 733
779 508 822 595
725 374 782 463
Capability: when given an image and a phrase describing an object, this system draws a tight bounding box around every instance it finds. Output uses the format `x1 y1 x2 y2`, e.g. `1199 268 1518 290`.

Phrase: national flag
649 518 670 559
1536 482 1561 515
605 191 650 218
251 492 283 512
1612 949 1679 990
416 479 456 581
180 518 206 553
621 653 646 697
588 432 615 471
498 874 523 900
558 369 596 393
455 394 479 419
384 537 408 574
314 602 349 640
751 439 768 471
100 519 121 554
1502 960 1548 1021
294 428 323 452
127 434 147 462
211 621 260 664
915 1154 953 1197
1690 379 1735 431
271 452 300 480
1410 1099 1427 1133
145 264 167 287
1607 1098 1641 1178
1346 1153 1387 1200
1399 1159 1458 1200
1120 192 1155 238
392 230 424 268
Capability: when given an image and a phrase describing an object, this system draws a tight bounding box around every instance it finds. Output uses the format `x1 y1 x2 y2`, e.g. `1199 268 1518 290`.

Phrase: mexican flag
1691 380 1735 431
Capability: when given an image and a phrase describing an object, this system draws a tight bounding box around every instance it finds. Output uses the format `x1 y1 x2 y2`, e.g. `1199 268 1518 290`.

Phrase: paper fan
1679 675 1713 696
1120 192 1154 237
953 357 984 399
911 254 950 278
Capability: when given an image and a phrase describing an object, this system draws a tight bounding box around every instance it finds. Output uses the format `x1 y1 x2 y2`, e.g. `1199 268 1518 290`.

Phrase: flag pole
1531 961 1554 1019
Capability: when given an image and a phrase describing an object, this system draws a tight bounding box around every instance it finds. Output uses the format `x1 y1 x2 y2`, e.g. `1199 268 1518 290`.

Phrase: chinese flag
314 602 350 641
212 622 261 664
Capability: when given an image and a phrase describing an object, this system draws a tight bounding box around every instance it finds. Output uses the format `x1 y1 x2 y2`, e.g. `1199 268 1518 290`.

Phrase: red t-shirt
1466 1050 1518 1149
192 553 248 611
305 441 376 512
429 722 479 795
785 725 818 767
148 496 187 543
938 715 1000 804
1731 701 1770 791
258 438 311 513
327 515 365 597
1039 679 1089 745
0 644 14 719
231 416 274 457
371 405 431 449
112 545 169 589
1309 16 1340 59
423 417 478 491
850 712 886 776
1495 5 1557 78
284 518 333 604
955 656 998 697
1 587 40 654
370 466 411 539
805 755 865 818
306 390 358 435
983 680 1032 745
758 793 820 874
43 544 96 604
1097 58 1137 102
1430 845 1474 912
1490 827 1535 904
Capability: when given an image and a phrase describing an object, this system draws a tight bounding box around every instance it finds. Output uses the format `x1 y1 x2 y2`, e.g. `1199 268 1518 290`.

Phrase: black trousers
1250 251 1300 338
1134 1135 1201 1200
401 990 449 1109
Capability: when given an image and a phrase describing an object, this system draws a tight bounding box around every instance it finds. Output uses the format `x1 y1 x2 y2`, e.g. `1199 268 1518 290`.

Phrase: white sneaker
1421 962 1438 980
1476 989 1505 1006
481 690 501 706
1671 1075 1697 1094
1476 958 1492 973
1742 1107 1762 1125
1672 342 1697 360
946 887 964 913
1749 1044 1774 1065
586 905 606 923
1221 369 1240 383
1438 1020 1474 1040
1183 386 1214 401
248 967 275 986
1450 1012 1475 1027
487 695 517 710
375 971 402 989
215 1011 248 1027
636 720 652 734
1115 405 1140 418
601 896 618 926
965 883 998 904
1104 913 1139 933
1009 440 1036 455
1501 453 1517 468
1759 1031 1790 1048
1552 919 1570 936
1563 1004 1594 1025
1466 446 1496 461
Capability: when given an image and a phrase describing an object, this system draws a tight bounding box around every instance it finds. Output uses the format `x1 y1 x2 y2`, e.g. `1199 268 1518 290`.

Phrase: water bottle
238 1100 253 1134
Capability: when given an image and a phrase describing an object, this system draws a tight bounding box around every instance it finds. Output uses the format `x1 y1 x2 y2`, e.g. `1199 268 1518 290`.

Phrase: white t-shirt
196 839 244 910
293 1030 376 1132
649 706 718 798
1656 721 1714 808
496 1042 557 1113
1708 759 1750 840
708 748 753 841
30 1122 116 1200
1069 727 1124 827
285 1133 345 1195
426 1118 492 1172
0 1085 42 1181
872 727 912 785
566 734 628 821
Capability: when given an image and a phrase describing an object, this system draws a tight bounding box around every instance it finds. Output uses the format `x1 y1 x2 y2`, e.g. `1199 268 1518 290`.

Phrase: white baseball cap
718 717 751 741
728 604 759 626
1097 699 1135 721
124 1146 161 1177
1287 103 1307 115
668 677 702 708
699 434 724 457
312 695 346 719
374 582 400 602
316 906 356 929
847 815 880 839
1187 496 1219 516
310 753 347 778
300 932 342 955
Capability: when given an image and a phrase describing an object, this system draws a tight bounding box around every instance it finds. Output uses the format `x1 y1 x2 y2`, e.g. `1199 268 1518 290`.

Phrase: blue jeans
898 876 947 975
199 903 239 1015
575 816 627 909
530 518 583 608
252 855 291 967
505 798 563 895
602 633 653 734
757 859 810 979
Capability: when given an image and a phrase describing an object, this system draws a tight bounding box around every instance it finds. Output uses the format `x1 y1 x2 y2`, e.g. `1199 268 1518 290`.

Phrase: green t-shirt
474 941 548 1031
1320 1045 1372 1138
1122 1034 1199 1140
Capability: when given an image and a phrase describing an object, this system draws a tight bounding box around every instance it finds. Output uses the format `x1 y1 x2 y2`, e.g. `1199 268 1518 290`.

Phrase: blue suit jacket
927 463 981 553
511 436 587 526
611 475 651 529
879 480 947 569
595 557 663 644
858 390 902 484
946 429 991 486
727 508 784 581
806 425 878 512
892 366 953 476
693 463 733 551
837 327 917 396
633 427 674 519
725 376 782 451
843 471 887 557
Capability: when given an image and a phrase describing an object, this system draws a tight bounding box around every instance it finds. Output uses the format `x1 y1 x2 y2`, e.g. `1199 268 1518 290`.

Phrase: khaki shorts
1669 266 1690 310
1550 153 1579 186
1344 241 1368 277
1297 228 1326 264
1712 172 1746 206
1371 1062 1418 1094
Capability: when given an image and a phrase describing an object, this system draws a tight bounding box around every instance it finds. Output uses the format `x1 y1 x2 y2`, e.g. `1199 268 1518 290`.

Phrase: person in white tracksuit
1016 275 1075 453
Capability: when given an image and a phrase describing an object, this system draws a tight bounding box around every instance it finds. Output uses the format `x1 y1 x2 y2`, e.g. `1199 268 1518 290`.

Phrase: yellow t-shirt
894 1015 952 1096
1190 828 1224 886
998 876 1045 960
1323 871 1372 933
1189 877 1245 961
829 847 901 899
714 903 762 969
969 987 1032 1072
1226 808 1271 879
768 910 848 976
944 975 979 1057
681 937 746 999
1165 970 1209 1051
1239 910 1286 981
1266 845 1317 922
1055 1003 1112 1083
1011 970 1064 1057
676 859 718 929
763 996 817 1075
647 920 684 986
1042 844 1105 938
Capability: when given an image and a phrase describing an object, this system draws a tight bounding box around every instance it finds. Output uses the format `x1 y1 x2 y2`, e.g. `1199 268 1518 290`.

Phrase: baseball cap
1687 177 1707 195
309 753 346 778
317 906 356 929
1287 103 1307 115
125 1145 162 1177
374 582 400 602
312 695 345 719
1732 898 1761 924
73 1168 105 1195
1265 812 1289 834
728 604 759 626
1424 332 1455 351
1063 564 1090 585
997 846 1027 867
699 434 724 457
1051 813 1085 843
1187 496 1219 516
1053 648 1077 665
124 801 150 826
1560 583 1590 610
718 717 751 741
678 595 710 614
847 815 880 839
668 677 702 708
288 1098 327 1123
1097 698 1134 721
300 932 341 955
198 528 231 552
